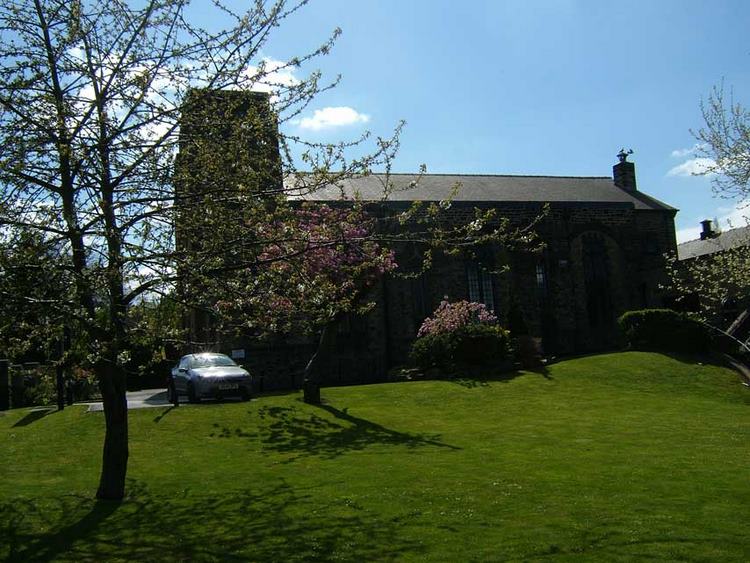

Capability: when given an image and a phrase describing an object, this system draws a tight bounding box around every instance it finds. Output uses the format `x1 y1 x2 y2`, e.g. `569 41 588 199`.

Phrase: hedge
618 309 712 354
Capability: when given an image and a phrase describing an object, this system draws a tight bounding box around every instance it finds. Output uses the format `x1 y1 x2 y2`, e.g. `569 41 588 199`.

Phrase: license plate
218 383 239 390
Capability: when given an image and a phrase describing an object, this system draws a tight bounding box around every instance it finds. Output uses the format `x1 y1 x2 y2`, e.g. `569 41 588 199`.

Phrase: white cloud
670 143 704 158
667 157 716 177
297 106 370 131
241 57 300 94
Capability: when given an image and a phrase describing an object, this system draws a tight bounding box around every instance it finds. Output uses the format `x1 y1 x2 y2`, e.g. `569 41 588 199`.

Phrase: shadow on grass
209 403 459 462
12 408 56 428
526 521 725 561
152 405 177 423
0 480 423 562
2 495 120 562
527 364 553 380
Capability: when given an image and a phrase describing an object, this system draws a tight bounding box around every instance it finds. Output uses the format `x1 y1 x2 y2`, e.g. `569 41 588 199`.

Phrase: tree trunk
303 320 338 404
96 364 129 500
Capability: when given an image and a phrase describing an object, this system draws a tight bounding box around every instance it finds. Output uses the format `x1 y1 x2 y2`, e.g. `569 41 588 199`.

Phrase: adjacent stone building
676 220 750 340
677 220 750 261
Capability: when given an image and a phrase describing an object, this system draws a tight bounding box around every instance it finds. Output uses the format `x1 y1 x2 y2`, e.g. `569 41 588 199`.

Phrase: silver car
169 353 252 402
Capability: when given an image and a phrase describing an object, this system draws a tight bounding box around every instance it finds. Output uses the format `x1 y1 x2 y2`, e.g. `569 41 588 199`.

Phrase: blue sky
213 0 749 242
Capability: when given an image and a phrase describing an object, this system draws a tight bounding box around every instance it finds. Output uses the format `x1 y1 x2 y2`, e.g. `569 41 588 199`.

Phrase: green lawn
1 352 749 561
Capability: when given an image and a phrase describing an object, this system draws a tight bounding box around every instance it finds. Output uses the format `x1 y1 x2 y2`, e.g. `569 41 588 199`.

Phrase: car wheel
166 385 174 403
187 382 199 403
240 388 250 402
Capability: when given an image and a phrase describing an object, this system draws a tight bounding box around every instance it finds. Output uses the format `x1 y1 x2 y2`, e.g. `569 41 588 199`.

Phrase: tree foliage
666 242 750 325
0 227 71 363
667 81 750 326
693 83 750 201
211 203 397 334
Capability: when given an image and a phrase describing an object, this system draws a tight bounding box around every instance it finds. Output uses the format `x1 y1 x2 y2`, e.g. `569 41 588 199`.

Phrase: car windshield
190 354 237 368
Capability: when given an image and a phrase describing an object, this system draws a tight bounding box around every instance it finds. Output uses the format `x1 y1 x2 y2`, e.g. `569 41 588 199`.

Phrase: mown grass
1 352 749 561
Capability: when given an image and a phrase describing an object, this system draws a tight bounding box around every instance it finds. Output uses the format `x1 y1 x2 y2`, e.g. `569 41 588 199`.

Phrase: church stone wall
369 203 676 366
192 202 676 389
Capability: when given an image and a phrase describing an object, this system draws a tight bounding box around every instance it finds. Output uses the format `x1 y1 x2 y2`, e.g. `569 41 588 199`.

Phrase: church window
467 262 495 311
535 263 547 291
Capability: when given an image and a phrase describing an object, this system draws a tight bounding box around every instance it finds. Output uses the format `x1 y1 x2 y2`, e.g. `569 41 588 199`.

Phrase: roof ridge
358 172 613 180
285 171 613 180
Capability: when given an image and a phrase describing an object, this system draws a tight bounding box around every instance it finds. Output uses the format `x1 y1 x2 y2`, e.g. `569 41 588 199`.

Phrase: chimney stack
613 148 636 192
700 219 716 240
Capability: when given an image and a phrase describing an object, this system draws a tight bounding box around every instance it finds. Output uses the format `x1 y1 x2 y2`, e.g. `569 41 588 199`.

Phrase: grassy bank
1 352 748 561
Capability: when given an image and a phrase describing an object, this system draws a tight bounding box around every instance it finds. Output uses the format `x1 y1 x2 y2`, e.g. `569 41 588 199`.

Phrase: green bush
19 368 56 407
410 323 511 369
618 309 712 354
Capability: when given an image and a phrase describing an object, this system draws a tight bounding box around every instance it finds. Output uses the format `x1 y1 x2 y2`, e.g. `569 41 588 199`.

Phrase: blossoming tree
211 202 397 403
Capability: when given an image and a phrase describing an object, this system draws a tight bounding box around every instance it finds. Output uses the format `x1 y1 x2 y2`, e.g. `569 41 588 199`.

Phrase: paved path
87 388 171 412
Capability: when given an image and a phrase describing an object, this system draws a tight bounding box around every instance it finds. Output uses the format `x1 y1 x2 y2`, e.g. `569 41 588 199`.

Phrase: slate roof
677 225 750 260
288 173 676 212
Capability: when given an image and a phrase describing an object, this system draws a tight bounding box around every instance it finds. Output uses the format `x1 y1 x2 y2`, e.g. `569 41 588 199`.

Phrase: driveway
86 388 170 412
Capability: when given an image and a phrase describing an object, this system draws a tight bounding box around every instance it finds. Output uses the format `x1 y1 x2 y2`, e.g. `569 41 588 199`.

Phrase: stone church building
178 92 678 389
291 162 677 386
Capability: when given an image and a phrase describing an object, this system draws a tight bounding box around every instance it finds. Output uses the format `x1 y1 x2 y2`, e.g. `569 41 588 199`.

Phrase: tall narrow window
536 261 548 301
467 262 495 311
535 263 547 291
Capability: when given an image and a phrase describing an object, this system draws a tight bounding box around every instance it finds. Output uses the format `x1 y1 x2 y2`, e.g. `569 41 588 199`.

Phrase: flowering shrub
411 300 509 369
417 300 497 337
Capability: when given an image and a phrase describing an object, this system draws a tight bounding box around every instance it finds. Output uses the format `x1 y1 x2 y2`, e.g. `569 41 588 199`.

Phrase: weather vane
617 148 634 163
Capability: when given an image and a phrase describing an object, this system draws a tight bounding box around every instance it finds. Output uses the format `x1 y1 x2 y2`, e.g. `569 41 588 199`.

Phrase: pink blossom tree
212 202 396 403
